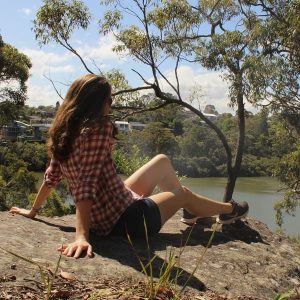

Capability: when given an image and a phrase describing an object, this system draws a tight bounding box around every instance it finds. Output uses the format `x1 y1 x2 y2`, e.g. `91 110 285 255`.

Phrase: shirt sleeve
44 158 63 188
73 121 113 204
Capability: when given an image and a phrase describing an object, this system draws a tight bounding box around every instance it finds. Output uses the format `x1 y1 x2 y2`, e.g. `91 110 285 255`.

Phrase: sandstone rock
0 211 299 299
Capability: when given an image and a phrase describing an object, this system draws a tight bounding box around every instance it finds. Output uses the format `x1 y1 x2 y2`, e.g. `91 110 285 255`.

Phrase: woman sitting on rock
10 74 249 258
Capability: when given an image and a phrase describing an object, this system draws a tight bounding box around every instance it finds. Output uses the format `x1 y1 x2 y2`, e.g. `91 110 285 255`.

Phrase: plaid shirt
44 120 138 236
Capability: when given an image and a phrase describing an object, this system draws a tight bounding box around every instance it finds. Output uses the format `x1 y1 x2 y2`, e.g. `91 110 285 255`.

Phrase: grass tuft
0 245 63 300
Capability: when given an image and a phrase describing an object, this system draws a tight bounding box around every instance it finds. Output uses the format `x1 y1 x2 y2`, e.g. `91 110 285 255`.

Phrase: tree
0 146 37 210
268 112 300 226
98 0 274 201
0 35 32 125
274 145 300 227
135 122 179 158
238 0 300 113
33 0 299 205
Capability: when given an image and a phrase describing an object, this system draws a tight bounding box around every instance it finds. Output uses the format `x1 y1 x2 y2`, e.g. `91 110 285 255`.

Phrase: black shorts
109 198 162 239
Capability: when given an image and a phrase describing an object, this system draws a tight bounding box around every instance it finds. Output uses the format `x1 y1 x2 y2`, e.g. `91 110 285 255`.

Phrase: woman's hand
10 207 36 219
58 238 93 259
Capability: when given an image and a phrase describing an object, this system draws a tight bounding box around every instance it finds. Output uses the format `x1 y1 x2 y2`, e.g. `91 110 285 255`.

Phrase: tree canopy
0 35 32 125
32 0 299 212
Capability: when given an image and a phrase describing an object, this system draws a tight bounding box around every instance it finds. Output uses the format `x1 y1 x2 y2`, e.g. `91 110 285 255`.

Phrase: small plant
273 288 300 300
125 218 218 299
0 245 63 300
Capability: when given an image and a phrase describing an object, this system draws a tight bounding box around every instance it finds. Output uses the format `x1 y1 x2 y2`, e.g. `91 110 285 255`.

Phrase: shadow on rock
221 220 266 244
34 217 76 232
90 234 206 291
31 216 264 292
157 219 266 248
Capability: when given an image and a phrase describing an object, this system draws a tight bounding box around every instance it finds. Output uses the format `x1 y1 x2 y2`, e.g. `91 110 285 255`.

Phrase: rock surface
0 211 299 299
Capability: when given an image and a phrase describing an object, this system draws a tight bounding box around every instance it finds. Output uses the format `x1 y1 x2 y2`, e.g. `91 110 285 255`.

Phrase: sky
0 0 239 113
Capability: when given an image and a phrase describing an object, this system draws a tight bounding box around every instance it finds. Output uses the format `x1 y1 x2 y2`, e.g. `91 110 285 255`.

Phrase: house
115 121 130 133
129 122 146 131
0 121 45 142
180 109 218 122
0 121 31 142
115 121 146 133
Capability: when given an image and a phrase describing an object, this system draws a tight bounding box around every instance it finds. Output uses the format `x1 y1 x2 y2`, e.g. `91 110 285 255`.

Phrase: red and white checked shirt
44 120 139 236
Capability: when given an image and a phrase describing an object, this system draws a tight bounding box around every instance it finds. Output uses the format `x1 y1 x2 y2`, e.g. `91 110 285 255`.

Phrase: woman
10 74 249 259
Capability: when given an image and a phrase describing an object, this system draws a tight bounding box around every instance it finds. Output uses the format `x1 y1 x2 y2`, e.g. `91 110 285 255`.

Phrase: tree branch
116 102 172 119
43 74 64 100
151 85 233 165
57 36 94 74
112 86 153 96
131 69 152 86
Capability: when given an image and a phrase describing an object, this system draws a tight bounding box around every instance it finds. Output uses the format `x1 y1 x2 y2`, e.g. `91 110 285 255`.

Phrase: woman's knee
153 154 170 165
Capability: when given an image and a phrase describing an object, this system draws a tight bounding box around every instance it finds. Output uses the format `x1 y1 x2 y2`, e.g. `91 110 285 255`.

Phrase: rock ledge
0 211 299 299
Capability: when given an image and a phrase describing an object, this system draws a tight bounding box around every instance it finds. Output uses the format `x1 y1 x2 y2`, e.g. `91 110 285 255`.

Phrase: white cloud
27 82 64 107
77 33 127 64
154 65 232 113
50 65 75 73
20 8 32 15
21 49 74 76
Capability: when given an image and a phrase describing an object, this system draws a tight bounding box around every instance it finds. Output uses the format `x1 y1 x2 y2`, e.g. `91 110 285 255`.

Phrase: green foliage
105 69 143 108
0 166 37 210
273 288 300 300
274 145 300 227
0 143 38 210
173 156 219 177
0 101 19 126
0 142 48 172
0 140 73 216
28 190 72 217
136 122 179 158
114 107 297 180
113 145 150 176
239 154 274 177
0 142 73 216
0 35 31 125
34 0 91 46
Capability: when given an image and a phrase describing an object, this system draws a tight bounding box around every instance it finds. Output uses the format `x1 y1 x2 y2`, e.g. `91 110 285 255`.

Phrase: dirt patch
0 274 260 300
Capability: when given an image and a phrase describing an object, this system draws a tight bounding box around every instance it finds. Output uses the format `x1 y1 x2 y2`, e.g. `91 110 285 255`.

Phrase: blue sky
0 0 236 113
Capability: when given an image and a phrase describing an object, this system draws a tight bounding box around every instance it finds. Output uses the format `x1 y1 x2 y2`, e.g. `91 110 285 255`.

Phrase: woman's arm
57 199 94 259
10 182 52 218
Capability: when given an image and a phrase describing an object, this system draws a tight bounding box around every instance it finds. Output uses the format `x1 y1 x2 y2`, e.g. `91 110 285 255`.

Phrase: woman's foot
216 200 249 224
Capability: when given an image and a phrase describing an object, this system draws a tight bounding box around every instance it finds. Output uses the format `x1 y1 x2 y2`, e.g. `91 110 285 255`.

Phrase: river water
181 176 299 236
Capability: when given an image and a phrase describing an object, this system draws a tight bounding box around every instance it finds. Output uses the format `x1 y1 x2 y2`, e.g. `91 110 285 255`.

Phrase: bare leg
150 187 233 225
124 154 182 197
124 154 233 225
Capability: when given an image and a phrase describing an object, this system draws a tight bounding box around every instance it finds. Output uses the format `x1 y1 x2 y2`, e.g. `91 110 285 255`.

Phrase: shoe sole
180 216 200 225
216 211 249 224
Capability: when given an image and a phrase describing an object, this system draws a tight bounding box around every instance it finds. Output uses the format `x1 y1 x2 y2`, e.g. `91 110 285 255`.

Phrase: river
181 176 299 237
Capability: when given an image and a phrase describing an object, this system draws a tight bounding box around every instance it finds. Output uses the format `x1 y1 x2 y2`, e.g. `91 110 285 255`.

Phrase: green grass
0 245 63 300
124 219 219 300
273 288 300 300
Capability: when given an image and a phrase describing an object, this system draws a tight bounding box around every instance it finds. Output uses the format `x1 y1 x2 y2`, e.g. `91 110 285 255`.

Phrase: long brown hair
47 74 111 161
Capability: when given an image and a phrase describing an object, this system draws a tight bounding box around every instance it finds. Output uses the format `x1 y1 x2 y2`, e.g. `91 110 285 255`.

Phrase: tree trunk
223 171 236 202
223 73 246 202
